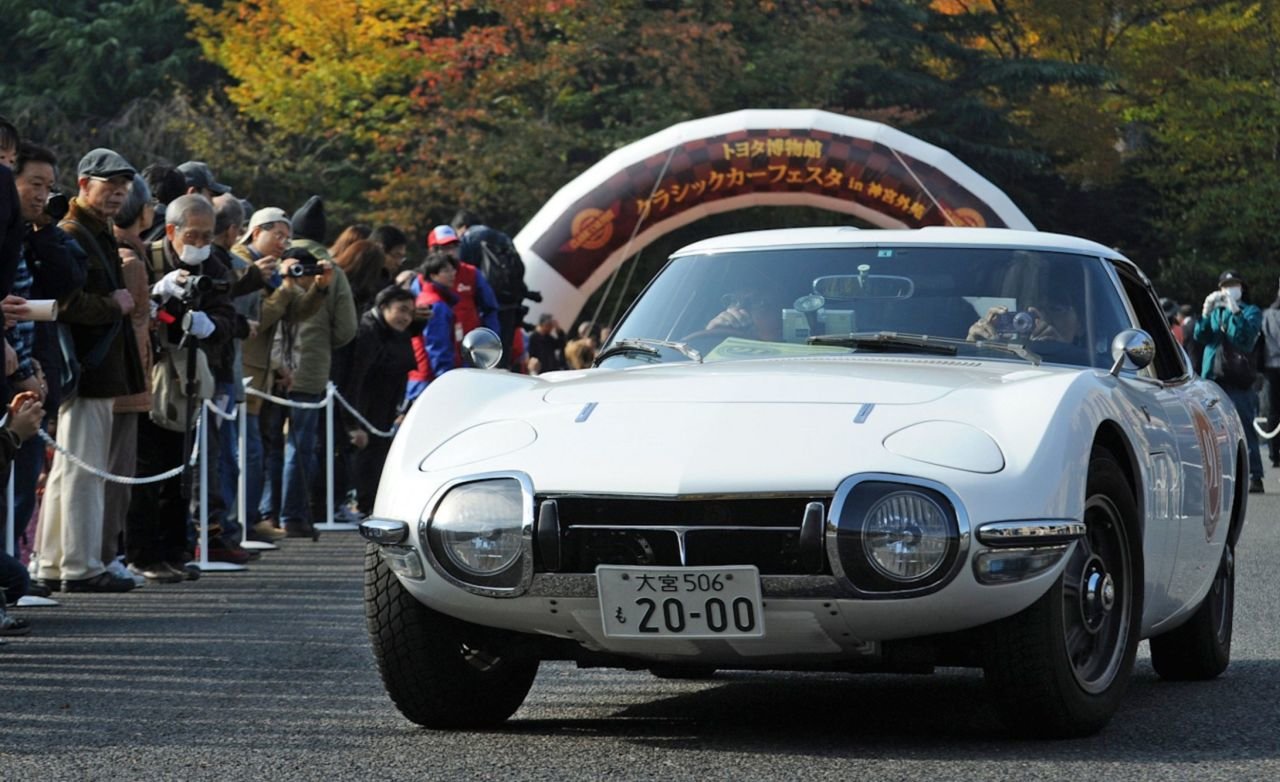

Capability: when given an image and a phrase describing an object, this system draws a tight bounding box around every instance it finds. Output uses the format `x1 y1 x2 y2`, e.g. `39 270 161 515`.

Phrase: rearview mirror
814 273 914 300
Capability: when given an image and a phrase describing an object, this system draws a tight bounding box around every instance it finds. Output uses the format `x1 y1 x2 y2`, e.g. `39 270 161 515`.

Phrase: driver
704 289 782 341
967 298 1079 343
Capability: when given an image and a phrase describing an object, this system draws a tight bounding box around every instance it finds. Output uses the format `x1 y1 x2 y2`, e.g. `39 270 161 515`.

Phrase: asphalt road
4 495 1279 781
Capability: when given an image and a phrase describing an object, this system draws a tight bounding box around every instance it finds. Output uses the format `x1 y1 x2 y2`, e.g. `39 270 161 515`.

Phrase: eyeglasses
178 230 215 244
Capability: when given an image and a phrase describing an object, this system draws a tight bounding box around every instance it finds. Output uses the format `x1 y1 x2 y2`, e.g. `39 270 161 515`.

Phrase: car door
1107 263 1199 621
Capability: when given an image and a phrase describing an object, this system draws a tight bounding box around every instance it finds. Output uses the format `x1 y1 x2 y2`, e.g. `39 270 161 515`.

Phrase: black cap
77 148 136 179
1218 270 1246 287
177 161 231 195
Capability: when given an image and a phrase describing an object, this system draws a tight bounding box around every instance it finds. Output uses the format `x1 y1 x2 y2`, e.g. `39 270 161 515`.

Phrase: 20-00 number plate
597 565 765 639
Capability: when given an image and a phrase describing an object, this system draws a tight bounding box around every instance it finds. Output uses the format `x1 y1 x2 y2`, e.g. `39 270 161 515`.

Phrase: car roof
671 226 1131 263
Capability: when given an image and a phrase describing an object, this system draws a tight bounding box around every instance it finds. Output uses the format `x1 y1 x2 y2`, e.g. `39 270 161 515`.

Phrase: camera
286 262 322 277
180 274 231 300
44 191 69 222
993 311 1035 333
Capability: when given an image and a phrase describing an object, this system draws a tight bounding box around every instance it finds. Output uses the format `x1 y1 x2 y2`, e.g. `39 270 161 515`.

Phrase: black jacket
25 223 87 410
335 309 415 432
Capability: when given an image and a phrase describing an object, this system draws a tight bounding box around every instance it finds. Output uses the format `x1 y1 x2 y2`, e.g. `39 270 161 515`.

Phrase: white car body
364 227 1246 735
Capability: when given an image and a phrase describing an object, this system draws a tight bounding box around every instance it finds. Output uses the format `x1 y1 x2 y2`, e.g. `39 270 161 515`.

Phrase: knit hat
291 195 326 243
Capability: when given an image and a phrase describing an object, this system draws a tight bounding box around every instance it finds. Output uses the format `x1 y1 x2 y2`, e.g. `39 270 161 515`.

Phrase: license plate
597 565 765 639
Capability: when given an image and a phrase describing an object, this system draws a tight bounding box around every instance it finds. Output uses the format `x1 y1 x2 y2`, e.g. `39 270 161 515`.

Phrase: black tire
363 544 539 728
1149 546 1233 681
649 665 718 680
983 450 1144 738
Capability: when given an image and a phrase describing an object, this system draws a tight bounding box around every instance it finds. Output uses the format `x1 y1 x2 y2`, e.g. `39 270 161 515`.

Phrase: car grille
537 495 831 575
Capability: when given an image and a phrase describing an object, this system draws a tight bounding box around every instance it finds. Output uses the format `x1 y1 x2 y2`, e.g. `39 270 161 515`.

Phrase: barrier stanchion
235 399 275 551
314 383 357 532
5 463 13 558
194 401 245 572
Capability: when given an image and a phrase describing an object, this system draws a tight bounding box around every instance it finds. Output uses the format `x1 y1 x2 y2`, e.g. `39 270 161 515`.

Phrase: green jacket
1193 301 1262 381
57 199 145 399
288 247 357 395
231 242 327 413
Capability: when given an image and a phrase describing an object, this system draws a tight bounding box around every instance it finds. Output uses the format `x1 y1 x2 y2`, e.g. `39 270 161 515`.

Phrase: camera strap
60 218 123 291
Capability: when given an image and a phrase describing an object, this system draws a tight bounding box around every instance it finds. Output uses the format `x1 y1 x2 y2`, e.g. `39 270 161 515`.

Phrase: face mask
179 243 211 265
1225 286 1243 303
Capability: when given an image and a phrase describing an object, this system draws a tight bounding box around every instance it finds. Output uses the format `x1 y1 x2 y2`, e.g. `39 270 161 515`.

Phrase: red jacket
409 279 459 384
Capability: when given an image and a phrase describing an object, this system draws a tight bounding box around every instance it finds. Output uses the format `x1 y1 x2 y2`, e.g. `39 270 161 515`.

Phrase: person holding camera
125 194 240 579
35 148 145 593
1193 270 1265 493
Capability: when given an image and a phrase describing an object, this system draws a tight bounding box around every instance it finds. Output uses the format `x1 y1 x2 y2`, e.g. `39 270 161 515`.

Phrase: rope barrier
204 398 238 422
330 387 396 439
243 385 330 409
1254 417 1280 441
36 418 201 486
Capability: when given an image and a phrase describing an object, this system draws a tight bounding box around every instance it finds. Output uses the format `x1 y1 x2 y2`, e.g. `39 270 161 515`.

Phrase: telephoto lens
44 191 69 222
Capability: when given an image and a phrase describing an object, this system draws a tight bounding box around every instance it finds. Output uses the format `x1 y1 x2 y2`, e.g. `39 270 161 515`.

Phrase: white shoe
108 557 146 587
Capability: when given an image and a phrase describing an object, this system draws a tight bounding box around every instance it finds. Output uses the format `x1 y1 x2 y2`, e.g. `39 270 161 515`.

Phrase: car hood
416 358 1077 495
541 356 998 405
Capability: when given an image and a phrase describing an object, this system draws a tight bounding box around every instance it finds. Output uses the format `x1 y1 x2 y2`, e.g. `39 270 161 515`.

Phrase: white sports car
362 227 1245 738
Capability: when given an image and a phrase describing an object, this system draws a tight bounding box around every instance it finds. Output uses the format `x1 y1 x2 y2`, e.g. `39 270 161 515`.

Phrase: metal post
5 463 13 557
198 401 245 571
237 400 274 551
314 383 357 531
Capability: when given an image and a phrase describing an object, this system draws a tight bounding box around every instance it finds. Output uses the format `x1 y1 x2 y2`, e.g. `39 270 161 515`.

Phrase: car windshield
604 245 1132 369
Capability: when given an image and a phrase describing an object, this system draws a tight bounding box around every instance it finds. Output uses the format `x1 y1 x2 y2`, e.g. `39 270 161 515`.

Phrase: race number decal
1191 407 1222 540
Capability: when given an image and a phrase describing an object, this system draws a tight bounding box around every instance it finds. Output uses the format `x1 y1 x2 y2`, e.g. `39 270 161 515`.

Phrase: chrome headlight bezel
826 474 969 597
420 472 535 597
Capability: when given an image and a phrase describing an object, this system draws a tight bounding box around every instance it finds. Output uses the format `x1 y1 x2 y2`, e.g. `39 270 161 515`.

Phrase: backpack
478 236 527 308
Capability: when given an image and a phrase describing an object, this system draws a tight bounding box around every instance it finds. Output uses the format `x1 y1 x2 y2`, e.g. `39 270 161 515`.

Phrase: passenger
967 299 1079 343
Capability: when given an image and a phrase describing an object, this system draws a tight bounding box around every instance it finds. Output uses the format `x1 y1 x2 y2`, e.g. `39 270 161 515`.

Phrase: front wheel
982 451 1143 738
364 544 538 728
1149 546 1233 680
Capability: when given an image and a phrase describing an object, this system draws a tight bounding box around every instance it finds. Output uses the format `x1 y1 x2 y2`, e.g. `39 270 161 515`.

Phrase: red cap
427 224 460 248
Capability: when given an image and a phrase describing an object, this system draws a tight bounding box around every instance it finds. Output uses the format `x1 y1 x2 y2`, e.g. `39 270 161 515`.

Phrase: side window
1114 265 1186 381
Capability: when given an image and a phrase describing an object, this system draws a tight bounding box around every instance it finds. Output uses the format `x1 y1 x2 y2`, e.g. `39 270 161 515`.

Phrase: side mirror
1109 328 1155 376
462 328 503 370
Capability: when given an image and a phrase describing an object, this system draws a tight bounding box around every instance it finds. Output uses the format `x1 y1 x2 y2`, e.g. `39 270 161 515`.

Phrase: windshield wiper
594 337 703 366
807 331 1040 365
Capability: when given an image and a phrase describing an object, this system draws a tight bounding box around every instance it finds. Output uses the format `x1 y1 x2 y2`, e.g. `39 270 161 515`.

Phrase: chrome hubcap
1080 556 1115 633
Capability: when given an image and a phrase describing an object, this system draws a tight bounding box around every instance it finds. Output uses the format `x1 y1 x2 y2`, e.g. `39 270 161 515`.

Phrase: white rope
37 418 201 485
204 399 238 422
330 386 396 439
243 385 330 409
1254 417 1280 440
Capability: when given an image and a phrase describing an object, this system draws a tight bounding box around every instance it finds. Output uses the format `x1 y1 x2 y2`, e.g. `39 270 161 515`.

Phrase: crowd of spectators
0 116 581 639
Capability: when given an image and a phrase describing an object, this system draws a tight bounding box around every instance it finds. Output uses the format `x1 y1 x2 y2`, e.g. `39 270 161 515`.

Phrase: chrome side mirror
462 328 503 370
1109 328 1155 376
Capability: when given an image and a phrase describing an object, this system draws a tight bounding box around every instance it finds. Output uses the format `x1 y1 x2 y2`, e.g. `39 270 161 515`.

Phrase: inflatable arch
515 108 1035 327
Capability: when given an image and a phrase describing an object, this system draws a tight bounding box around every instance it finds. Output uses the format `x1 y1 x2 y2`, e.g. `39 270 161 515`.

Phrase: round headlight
861 491 951 582
432 479 525 576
